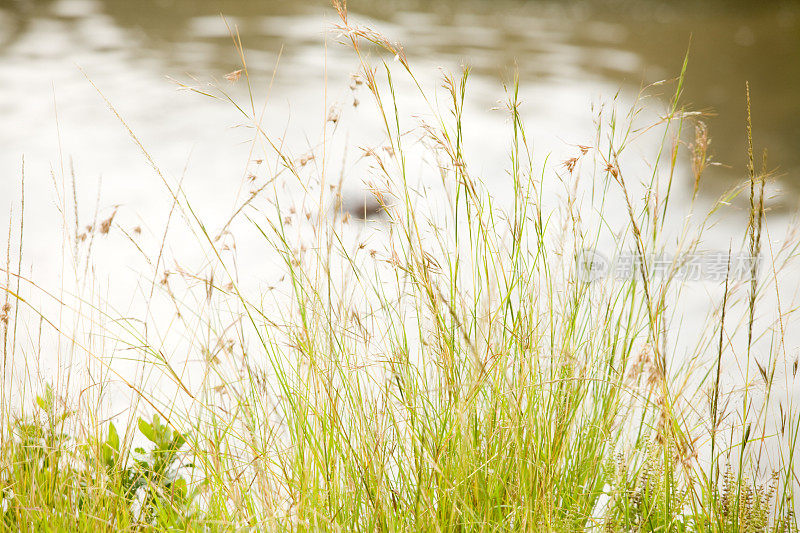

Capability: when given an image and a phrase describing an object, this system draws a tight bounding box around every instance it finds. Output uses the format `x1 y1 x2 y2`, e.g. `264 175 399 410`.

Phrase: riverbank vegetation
1 3 797 530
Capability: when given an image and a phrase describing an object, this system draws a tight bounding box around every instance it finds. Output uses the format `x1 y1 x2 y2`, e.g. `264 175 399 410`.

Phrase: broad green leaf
138 417 156 443
107 422 119 452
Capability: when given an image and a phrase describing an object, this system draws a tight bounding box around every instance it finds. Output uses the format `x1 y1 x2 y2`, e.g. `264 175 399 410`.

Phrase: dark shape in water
337 191 387 220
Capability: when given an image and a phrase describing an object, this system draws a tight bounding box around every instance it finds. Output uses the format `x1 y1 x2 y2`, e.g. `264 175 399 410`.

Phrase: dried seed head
205 271 214 301
690 121 711 196
99 209 117 235
327 106 340 124
562 157 579 174
225 69 243 82
349 74 363 90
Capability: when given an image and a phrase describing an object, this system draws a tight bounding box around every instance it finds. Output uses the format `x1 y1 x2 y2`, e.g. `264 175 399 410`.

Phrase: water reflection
1 0 797 209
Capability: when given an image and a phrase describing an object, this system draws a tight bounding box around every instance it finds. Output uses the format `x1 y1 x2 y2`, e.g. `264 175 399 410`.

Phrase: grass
0 2 798 530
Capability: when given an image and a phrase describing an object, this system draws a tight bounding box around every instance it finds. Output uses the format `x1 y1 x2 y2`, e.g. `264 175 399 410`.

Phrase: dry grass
0 3 798 531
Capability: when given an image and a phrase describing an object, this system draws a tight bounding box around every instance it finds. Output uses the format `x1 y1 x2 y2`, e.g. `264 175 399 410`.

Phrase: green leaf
138 417 155 443
107 422 119 452
171 477 187 500
35 384 57 414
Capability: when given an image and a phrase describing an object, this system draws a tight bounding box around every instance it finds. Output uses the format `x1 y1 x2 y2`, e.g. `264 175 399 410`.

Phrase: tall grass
0 3 798 530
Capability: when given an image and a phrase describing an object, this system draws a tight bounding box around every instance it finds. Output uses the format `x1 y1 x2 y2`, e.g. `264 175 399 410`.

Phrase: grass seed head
224 69 243 83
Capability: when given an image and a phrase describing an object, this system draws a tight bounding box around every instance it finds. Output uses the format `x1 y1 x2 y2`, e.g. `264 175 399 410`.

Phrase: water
1 0 798 209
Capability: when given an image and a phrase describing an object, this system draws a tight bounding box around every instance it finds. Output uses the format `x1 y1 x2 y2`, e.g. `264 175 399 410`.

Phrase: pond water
1 0 798 210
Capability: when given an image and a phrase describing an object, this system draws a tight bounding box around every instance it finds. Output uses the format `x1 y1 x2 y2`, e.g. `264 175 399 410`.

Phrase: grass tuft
0 4 797 531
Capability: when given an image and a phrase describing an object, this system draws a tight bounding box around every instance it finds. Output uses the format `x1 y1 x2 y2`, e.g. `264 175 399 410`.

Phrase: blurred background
0 0 797 233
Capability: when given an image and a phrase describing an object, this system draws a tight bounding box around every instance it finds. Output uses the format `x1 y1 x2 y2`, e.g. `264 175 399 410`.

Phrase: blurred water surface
2 0 798 196
1 0 798 207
